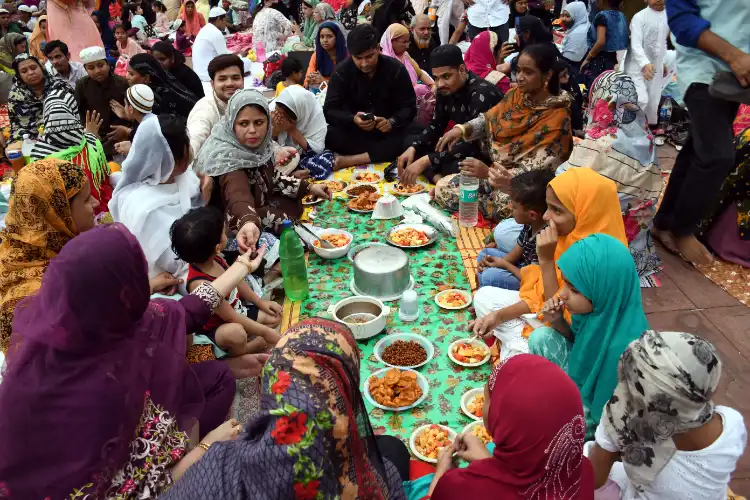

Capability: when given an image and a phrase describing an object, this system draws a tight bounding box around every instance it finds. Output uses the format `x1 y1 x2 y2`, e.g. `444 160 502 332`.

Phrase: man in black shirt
398 44 502 184
324 24 418 169
407 14 438 76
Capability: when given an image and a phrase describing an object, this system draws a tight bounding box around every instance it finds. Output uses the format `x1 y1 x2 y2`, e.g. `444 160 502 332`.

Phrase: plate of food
318 180 347 193
353 171 383 184
348 192 381 212
390 182 426 196
302 194 326 205
363 367 429 411
374 332 434 369
435 289 472 310
387 224 437 248
410 424 457 463
343 183 379 198
448 339 491 367
462 420 492 446
460 388 485 421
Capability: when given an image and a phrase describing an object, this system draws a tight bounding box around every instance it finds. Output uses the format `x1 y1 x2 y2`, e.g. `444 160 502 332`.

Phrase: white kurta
624 7 669 125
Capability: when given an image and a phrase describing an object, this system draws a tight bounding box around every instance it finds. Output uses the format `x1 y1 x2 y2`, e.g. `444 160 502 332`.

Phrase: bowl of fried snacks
410 424 457 463
311 229 353 259
460 388 484 421
363 367 429 411
348 191 382 212
387 223 437 248
434 289 472 310
448 339 491 367
462 420 492 446
374 332 434 369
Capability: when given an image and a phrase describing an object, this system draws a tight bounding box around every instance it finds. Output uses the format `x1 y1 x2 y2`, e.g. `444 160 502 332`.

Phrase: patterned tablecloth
287 166 492 443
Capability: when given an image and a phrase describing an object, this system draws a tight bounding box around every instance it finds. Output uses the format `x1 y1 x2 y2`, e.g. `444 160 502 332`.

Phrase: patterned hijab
0 33 25 69
161 318 405 499
604 331 721 484
0 160 85 352
432 354 594 500
193 89 274 177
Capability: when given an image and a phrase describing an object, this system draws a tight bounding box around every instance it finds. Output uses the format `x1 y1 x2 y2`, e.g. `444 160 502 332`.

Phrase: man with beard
408 14 438 76
187 54 244 156
398 44 502 184
324 24 417 170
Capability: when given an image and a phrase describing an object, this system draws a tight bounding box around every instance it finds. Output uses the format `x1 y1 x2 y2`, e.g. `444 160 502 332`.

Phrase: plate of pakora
387 224 437 248
348 192 381 212
363 367 429 411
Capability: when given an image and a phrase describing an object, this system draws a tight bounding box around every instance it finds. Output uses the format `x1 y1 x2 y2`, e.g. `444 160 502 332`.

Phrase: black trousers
375 435 410 481
326 123 422 164
466 22 509 44
654 83 740 237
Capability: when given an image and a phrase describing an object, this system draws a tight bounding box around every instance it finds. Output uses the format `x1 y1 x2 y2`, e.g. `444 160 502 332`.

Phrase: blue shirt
587 10 629 52
666 0 750 96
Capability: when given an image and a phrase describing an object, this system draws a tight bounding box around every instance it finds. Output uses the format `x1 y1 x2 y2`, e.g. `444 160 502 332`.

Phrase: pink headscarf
379 23 419 85
464 30 498 80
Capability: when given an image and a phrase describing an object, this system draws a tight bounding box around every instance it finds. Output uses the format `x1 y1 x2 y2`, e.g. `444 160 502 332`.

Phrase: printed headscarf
432 354 594 500
0 33 26 69
604 331 721 484
0 160 85 352
158 318 406 499
193 89 274 176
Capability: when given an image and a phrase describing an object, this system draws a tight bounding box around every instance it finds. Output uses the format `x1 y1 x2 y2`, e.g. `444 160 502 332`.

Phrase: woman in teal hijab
528 233 649 438
301 0 320 47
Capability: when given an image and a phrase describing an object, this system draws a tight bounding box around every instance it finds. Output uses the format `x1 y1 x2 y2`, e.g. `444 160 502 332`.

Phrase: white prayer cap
18 5 33 12
0 8 9 13
126 84 154 114
208 6 226 18
79 46 107 65
29 5 38 11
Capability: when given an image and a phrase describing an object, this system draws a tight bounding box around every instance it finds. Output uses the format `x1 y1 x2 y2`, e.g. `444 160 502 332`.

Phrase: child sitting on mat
477 169 554 291
171 207 282 356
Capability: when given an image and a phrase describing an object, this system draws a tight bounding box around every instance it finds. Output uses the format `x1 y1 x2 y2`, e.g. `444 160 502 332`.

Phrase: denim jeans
477 248 521 290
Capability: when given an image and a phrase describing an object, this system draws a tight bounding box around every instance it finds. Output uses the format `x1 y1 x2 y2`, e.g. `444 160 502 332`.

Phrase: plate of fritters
348 192 381 212
364 367 429 411
390 182 426 196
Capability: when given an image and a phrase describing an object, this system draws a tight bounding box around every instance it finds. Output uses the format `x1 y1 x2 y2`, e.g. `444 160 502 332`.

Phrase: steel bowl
347 243 411 300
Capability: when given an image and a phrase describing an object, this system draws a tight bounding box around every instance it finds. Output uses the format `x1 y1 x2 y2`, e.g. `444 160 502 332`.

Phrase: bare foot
673 234 714 265
652 227 679 254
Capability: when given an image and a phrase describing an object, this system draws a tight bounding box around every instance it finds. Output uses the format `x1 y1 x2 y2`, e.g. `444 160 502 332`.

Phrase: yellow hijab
519 167 628 314
0 159 85 352
29 15 47 62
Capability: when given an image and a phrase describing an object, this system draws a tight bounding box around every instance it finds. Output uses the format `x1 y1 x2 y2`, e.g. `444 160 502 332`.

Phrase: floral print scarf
603 331 721 485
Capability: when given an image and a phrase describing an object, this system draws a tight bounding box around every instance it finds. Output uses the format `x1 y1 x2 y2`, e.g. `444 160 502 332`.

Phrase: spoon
293 220 335 249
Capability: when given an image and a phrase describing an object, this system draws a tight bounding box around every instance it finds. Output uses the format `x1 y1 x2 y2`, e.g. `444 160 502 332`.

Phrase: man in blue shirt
653 0 750 265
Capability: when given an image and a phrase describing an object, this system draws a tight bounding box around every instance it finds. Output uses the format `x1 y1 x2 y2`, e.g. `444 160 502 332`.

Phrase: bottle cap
281 219 293 230
6 149 21 159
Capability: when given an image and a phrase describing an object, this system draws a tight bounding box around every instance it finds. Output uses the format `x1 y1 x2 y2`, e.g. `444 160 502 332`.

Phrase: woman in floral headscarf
161 317 410 499
589 331 747 499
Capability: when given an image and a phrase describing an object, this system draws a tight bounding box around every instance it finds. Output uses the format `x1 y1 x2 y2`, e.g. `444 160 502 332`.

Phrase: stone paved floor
650 145 750 495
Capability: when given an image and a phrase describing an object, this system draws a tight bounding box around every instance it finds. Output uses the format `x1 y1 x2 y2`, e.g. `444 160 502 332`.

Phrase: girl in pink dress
47 0 104 63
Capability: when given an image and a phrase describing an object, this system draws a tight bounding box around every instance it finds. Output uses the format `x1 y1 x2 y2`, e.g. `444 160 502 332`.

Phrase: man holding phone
323 24 419 170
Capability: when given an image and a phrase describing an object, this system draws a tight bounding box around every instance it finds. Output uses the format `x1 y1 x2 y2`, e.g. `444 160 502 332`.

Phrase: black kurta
75 74 131 157
410 71 502 180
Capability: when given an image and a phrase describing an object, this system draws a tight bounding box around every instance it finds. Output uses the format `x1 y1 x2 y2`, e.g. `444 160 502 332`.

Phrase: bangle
198 442 211 452
454 124 466 140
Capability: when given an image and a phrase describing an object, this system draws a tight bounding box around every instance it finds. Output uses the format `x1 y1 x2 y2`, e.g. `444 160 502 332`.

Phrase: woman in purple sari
0 224 268 498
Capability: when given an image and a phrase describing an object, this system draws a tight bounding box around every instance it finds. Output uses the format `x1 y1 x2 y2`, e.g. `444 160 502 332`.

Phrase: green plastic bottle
279 220 309 301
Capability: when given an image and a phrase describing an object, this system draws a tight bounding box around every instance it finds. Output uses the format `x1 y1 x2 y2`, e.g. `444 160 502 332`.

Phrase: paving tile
657 248 743 309
703 306 750 358
641 273 695 313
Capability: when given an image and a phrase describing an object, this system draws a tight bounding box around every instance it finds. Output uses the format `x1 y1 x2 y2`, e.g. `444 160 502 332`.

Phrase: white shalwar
473 287 529 362
623 7 669 125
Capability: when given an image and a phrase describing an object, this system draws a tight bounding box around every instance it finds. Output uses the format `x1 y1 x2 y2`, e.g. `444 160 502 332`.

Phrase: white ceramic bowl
410 424 457 463
434 289 472 310
461 420 492 446
374 332 434 369
460 387 484 421
310 229 353 260
363 367 429 411
448 338 491 367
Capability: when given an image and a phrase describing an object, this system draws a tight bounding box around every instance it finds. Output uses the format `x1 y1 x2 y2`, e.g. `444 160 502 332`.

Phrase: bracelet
454 124 466 140
198 442 211 452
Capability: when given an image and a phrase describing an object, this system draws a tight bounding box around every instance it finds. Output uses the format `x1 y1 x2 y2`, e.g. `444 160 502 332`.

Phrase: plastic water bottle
658 96 673 131
6 149 23 174
279 220 309 301
459 164 479 227
21 134 34 161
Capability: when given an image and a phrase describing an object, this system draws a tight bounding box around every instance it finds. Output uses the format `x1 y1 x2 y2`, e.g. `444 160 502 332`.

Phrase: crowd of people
0 0 748 497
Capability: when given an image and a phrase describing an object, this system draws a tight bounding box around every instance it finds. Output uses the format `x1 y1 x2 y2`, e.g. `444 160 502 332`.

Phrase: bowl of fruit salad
410 424 457 463
460 388 485 421
448 339 491 367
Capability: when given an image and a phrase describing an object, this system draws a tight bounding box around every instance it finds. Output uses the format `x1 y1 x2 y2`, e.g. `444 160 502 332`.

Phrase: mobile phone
503 42 518 53
361 113 375 121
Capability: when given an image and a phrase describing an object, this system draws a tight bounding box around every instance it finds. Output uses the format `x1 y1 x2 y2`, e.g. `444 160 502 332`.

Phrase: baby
171 207 282 356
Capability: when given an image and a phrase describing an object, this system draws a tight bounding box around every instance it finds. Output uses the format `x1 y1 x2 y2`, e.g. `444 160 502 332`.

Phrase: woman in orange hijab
470 167 628 363
28 15 47 62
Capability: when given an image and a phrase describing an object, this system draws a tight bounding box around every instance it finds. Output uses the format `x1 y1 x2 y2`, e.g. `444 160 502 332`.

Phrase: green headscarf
302 0 321 47
558 233 649 428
